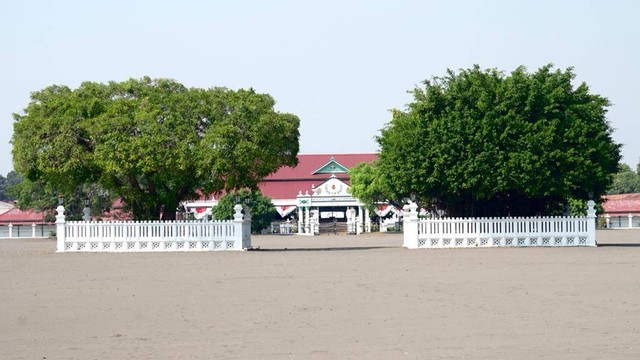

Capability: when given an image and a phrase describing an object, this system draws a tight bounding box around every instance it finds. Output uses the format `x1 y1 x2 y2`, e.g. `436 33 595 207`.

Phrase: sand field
1 230 639 359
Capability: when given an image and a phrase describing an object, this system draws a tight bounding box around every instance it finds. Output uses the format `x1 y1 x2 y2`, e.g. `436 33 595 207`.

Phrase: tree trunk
161 205 177 221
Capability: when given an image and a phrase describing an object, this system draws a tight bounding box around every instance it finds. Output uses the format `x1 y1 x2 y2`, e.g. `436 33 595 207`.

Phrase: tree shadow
598 243 640 247
250 246 398 252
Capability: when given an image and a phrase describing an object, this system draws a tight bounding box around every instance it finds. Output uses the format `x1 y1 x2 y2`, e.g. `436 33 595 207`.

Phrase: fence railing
403 201 597 248
57 204 251 252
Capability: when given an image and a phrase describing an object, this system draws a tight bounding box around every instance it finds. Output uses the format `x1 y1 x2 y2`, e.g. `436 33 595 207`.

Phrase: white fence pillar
586 200 597 247
233 204 244 250
56 205 66 252
83 206 91 222
628 214 634 229
8 223 13 238
242 204 252 249
32 223 36 237
403 202 419 249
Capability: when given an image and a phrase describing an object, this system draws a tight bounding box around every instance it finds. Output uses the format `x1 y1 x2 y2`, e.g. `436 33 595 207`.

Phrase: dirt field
1 230 639 359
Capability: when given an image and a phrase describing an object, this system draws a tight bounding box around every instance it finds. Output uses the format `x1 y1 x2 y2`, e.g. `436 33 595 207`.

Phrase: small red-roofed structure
601 193 640 228
0 208 50 225
0 207 55 238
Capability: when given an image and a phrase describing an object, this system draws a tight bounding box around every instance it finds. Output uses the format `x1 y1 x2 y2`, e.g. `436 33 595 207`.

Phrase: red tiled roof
0 208 50 225
260 153 377 199
265 153 378 180
259 180 322 200
602 193 640 215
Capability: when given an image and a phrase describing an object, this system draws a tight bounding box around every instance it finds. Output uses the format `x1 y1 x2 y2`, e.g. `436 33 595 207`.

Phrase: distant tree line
0 171 23 201
607 161 640 194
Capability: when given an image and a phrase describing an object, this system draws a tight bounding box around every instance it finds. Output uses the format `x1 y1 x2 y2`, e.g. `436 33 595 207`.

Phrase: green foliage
568 198 587 216
6 171 23 189
568 198 604 216
0 171 23 201
211 189 276 233
12 78 299 220
366 64 621 216
349 161 401 212
349 162 380 206
607 163 640 194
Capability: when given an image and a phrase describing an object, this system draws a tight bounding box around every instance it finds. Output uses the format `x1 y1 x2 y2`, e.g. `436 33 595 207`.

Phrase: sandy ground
1 230 639 360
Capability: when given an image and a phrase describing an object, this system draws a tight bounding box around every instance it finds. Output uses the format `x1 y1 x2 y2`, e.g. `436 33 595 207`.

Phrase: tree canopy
12 77 299 220
353 64 621 217
211 189 276 233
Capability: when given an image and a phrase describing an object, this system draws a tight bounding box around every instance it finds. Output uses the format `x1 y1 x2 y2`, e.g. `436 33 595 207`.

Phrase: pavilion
183 153 393 235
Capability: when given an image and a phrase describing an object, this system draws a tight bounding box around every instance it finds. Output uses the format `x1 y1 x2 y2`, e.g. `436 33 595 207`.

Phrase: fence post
32 223 36 237
243 205 252 249
8 223 12 238
403 202 419 249
56 205 66 252
233 204 244 250
83 205 91 222
586 200 597 247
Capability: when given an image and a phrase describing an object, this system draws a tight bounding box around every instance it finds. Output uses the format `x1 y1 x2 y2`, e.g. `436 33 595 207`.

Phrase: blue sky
1 0 638 176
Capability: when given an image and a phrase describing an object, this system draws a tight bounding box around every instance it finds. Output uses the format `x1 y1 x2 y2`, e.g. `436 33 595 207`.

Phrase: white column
312 207 320 235
305 206 310 234
605 214 610 228
32 223 36 237
346 207 352 233
297 209 304 235
8 223 12 238
311 208 318 235
357 206 363 234
365 208 371 233
629 214 633 228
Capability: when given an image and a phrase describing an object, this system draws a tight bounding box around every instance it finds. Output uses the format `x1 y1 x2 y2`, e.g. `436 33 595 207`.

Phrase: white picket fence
56 204 251 252
403 201 597 248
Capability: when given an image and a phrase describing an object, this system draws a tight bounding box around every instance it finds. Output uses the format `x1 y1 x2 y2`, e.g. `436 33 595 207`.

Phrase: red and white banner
375 205 396 217
276 206 297 218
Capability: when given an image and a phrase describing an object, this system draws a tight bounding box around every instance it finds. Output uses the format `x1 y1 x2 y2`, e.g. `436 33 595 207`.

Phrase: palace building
184 153 398 235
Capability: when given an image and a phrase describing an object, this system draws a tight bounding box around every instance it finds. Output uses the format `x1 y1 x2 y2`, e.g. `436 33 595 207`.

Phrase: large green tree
12 77 299 220
358 65 621 217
